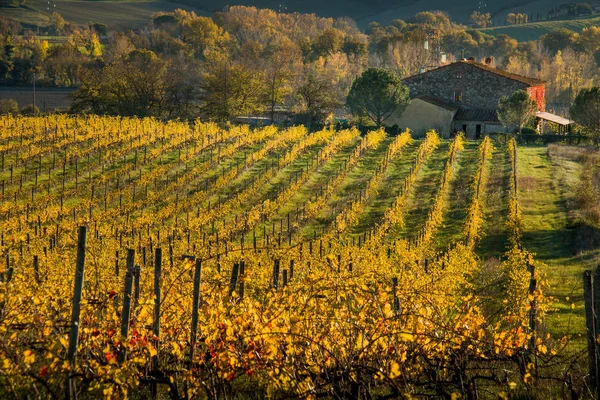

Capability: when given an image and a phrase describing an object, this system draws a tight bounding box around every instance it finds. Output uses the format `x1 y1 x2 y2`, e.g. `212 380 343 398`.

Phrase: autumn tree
346 68 410 126
382 40 432 78
570 87 600 145
200 50 264 122
311 28 344 59
497 90 538 132
294 63 340 128
43 41 89 86
505 13 517 25
575 26 600 54
470 11 491 28
163 56 202 119
179 12 230 58
262 38 301 122
73 49 169 116
542 28 577 54
103 32 134 63
51 12 65 35
538 48 598 104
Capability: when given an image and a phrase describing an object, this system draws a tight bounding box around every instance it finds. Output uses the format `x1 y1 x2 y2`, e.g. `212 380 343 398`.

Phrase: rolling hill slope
1 0 207 29
480 15 600 42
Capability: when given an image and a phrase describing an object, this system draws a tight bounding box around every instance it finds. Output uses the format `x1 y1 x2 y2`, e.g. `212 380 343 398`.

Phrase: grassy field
480 15 600 42
515 144 600 357
1 0 576 34
1 0 207 29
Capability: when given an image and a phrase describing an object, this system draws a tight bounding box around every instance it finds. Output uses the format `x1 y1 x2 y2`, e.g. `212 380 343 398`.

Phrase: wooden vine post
66 226 87 400
151 248 162 399
583 266 600 399
583 266 600 398
119 249 135 363
186 258 202 400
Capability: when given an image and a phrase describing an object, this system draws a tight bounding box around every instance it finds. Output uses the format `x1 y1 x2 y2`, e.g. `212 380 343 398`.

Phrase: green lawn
434 141 479 251
476 143 511 260
400 143 449 241
517 145 592 349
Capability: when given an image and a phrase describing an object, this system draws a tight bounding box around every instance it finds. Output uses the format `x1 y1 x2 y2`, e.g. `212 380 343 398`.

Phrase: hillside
0 0 571 30
0 0 207 29
480 15 600 42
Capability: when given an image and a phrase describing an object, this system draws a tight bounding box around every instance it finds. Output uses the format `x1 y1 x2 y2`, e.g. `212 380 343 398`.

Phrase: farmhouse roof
403 60 545 87
454 108 499 122
414 95 458 112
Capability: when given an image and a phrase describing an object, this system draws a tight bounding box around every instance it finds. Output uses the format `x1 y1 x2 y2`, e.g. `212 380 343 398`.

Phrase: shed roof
415 95 458 112
454 108 499 122
403 60 545 87
536 112 573 126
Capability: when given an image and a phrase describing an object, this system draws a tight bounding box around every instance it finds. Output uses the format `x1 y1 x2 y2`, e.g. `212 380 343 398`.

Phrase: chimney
460 49 466 61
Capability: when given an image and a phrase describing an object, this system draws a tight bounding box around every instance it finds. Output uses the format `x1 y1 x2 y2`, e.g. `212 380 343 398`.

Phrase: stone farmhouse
386 59 567 138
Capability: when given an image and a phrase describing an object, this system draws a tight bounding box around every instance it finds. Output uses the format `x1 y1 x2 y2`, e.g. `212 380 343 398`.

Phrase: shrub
0 99 19 115
520 126 537 135
20 103 40 116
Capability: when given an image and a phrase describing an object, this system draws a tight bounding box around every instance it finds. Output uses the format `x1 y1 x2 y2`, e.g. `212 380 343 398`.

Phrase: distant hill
0 0 585 35
480 15 600 42
0 0 208 30
166 0 568 27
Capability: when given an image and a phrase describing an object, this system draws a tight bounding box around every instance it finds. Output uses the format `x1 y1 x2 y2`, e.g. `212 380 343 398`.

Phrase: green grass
351 140 420 235
479 15 600 42
434 141 479 251
399 142 449 241
297 137 392 239
477 143 511 259
517 145 592 349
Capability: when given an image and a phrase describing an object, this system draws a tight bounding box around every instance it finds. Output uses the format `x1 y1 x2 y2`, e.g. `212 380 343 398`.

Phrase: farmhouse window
453 91 463 102
456 72 463 79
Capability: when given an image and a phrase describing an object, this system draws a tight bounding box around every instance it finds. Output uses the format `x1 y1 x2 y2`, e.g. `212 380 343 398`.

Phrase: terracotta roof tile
414 95 458 112
403 61 545 87
454 108 499 122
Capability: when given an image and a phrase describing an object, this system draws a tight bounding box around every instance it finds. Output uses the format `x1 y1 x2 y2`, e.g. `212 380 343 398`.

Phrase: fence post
151 248 161 399
119 249 135 364
238 261 245 300
229 263 240 297
584 269 600 397
66 226 87 400
153 248 162 358
273 259 280 291
33 255 40 283
594 266 600 400
189 258 203 367
133 264 141 311
527 260 537 358
392 277 400 314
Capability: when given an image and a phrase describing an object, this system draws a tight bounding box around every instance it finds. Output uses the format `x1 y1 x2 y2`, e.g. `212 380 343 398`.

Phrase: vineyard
0 116 586 399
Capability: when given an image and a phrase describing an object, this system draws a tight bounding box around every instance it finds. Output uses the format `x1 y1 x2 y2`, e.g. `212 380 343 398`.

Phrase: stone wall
452 120 510 139
403 62 533 110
